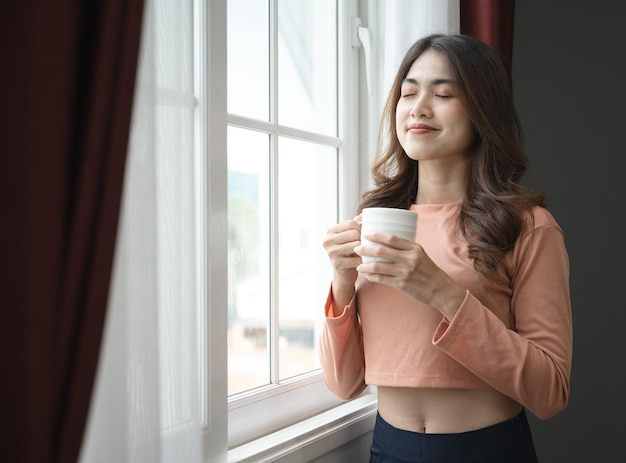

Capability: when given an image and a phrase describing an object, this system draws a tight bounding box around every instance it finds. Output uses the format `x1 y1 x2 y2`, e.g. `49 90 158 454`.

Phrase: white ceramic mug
360 207 417 263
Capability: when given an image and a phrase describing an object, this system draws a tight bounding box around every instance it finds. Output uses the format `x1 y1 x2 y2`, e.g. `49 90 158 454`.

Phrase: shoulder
522 205 563 237
511 206 567 261
505 206 569 280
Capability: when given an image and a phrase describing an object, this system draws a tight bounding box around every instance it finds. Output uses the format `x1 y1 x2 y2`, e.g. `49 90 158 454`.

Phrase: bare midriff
376 386 523 434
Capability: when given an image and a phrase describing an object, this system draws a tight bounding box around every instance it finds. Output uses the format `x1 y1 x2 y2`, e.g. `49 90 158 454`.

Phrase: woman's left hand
354 232 467 320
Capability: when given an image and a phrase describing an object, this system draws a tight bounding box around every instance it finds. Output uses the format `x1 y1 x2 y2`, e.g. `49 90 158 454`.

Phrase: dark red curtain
0 1 144 462
460 0 516 69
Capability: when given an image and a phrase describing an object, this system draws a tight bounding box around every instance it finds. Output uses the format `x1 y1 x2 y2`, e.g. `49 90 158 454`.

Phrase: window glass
227 0 269 121
277 137 337 381
227 126 271 394
277 0 337 136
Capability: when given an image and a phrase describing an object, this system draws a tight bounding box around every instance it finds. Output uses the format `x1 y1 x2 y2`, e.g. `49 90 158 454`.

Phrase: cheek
450 109 474 143
395 103 408 122
395 112 407 138
463 119 476 141
458 123 477 150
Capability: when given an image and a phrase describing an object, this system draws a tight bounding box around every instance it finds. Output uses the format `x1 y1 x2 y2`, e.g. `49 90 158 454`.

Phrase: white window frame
200 0 229 460
200 1 377 461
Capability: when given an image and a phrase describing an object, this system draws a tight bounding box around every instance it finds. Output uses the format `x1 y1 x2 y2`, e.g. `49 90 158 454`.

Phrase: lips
408 123 438 134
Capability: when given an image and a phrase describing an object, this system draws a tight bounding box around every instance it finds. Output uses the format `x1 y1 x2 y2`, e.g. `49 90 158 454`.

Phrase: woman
319 34 572 462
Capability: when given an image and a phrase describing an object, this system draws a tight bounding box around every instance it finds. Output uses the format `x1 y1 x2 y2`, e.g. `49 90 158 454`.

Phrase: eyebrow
401 77 456 86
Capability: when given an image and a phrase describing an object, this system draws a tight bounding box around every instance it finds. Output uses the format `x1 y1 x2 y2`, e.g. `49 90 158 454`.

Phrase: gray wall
513 1 626 460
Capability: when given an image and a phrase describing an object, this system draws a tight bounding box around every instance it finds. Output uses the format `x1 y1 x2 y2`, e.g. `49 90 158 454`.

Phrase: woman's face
395 49 475 165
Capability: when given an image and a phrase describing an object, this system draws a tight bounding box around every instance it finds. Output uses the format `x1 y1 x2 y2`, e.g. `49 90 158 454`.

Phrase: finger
354 242 395 265
336 255 364 271
328 218 361 234
328 240 362 260
323 231 361 251
357 260 397 277
324 220 362 253
360 231 415 250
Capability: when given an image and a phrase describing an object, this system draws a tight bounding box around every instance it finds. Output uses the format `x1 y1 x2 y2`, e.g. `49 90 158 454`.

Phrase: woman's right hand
322 217 362 308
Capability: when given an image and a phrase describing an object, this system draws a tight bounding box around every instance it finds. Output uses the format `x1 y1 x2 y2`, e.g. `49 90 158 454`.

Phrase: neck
415 187 464 205
415 159 467 205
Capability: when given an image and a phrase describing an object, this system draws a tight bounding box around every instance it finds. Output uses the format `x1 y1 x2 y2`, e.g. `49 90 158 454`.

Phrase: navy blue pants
369 410 539 463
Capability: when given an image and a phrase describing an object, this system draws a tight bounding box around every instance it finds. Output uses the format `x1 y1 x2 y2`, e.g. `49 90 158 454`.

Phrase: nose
410 93 432 118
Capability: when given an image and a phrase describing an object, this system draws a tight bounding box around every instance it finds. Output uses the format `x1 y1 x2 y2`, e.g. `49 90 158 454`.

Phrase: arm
433 224 573 419
318 287 367 400
319 218 367 400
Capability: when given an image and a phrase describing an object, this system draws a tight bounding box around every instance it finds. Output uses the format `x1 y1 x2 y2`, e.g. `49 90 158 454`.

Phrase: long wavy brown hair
359 34 545 280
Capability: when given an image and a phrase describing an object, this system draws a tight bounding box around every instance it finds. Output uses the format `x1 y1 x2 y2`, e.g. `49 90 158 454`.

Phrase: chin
404 152 437 162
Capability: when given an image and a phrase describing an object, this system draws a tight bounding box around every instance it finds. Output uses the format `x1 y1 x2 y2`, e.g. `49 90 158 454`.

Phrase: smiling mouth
408 123 438 133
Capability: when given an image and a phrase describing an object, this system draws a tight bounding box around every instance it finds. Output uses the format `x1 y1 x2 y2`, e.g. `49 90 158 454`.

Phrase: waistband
371 409 538 462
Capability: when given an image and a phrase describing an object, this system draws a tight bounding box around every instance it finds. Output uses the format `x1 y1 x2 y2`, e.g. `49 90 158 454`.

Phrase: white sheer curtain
79 0 203 461
380 0 460 95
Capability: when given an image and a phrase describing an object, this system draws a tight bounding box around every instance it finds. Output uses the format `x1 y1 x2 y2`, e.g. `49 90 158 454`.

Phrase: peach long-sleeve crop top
319 203 573 420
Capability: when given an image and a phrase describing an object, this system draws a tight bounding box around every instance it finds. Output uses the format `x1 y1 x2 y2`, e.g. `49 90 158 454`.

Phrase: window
199 0 375 458
227 0 339 394
219 0 368 450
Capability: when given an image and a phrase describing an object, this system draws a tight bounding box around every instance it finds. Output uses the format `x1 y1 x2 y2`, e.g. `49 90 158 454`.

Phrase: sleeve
318 286 367 400
432 224 573 419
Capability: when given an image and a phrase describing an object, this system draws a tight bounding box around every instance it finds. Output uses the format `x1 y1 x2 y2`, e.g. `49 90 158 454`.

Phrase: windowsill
227 392 377 463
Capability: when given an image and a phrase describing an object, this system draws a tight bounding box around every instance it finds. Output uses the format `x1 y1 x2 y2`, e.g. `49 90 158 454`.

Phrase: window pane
227 127 271 394
227 0 269 121
277 137 337 381
278 0 337 136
